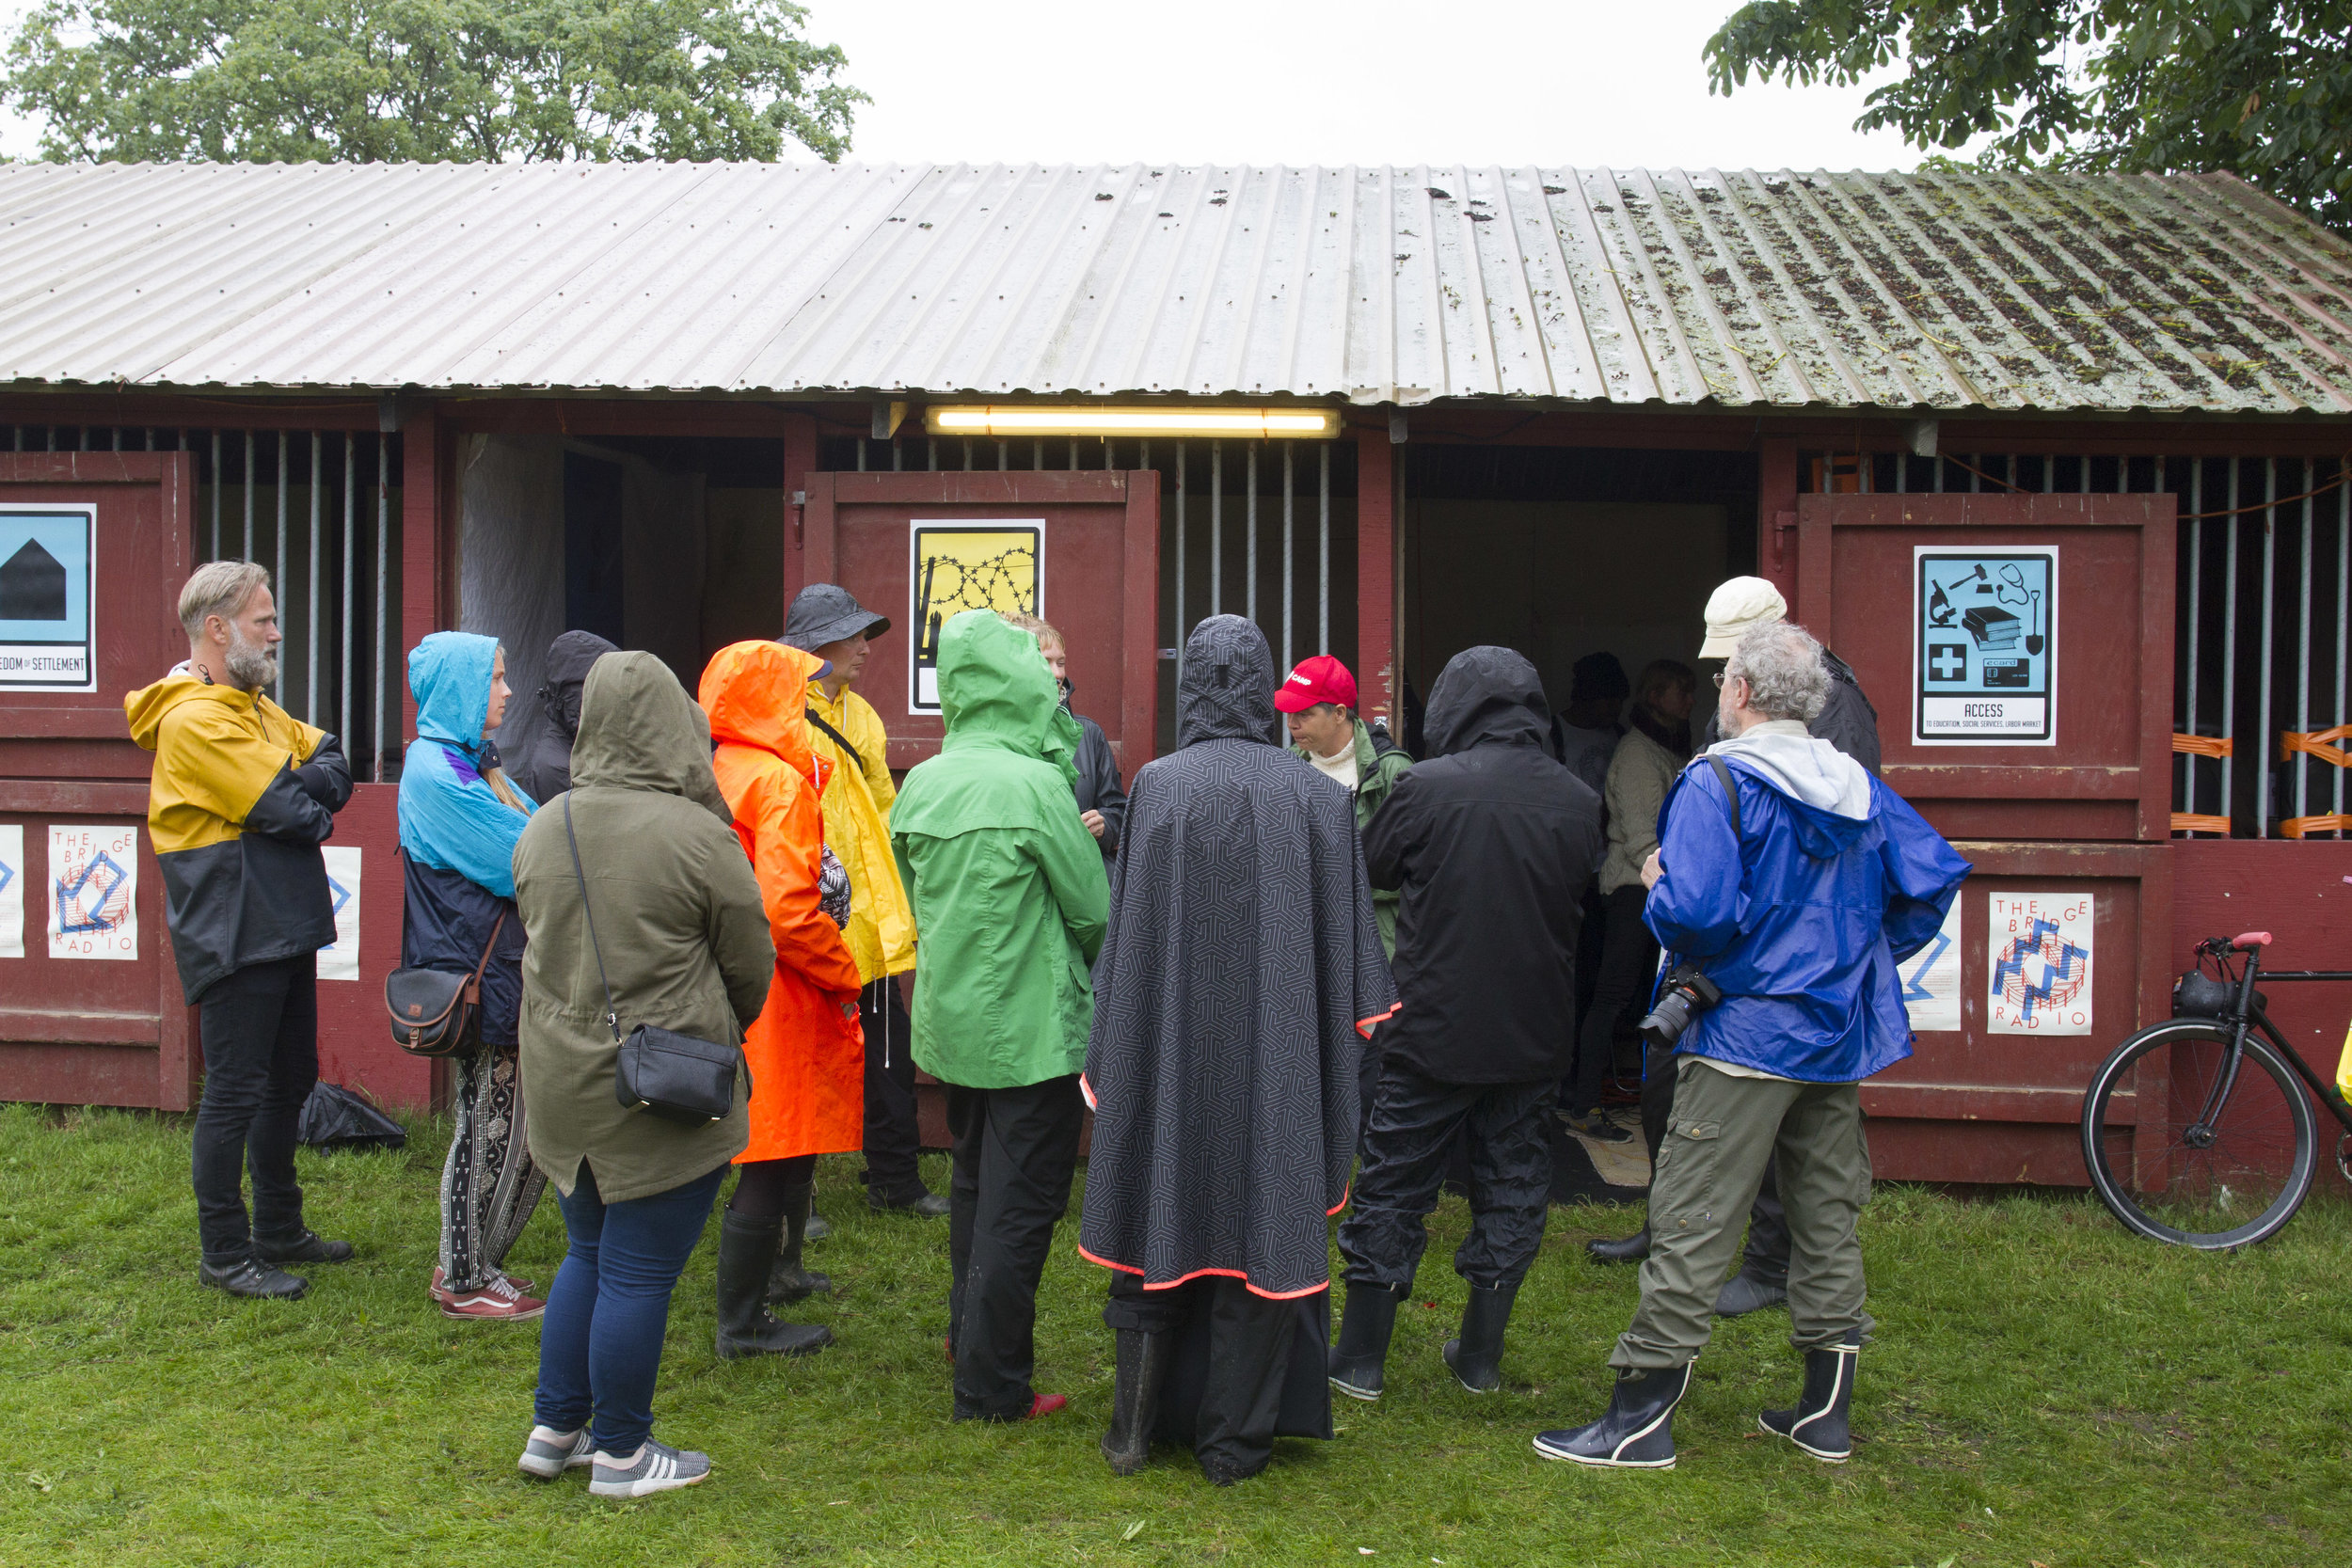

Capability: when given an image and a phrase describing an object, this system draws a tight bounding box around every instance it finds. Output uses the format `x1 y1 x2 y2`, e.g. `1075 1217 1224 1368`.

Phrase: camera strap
1705 753 1742 842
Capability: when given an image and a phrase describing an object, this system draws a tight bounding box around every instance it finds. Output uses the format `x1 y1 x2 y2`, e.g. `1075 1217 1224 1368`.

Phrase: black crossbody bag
564 795 740 1128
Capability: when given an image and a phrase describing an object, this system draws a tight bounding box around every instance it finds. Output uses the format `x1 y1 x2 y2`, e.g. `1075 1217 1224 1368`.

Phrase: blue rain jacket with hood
1644 721 1968 1084
398 632 537 1044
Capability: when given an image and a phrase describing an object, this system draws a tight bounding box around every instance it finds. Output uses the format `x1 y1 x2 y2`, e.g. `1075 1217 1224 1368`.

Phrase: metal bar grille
1 422 409 781
820 434 1360 752
1816 448 2352 838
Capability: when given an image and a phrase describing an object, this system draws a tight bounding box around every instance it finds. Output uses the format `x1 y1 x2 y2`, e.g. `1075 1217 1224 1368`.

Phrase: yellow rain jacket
805 681 917 982
124 670 352 1002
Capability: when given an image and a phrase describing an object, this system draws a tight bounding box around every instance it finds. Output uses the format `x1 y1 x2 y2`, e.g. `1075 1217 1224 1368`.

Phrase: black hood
498 628 618 804
544 630 619 740
1423 645 1552 757
1177 615 1278 747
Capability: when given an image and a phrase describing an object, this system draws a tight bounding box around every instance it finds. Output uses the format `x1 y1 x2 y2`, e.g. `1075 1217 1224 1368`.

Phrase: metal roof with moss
1 160 2347 415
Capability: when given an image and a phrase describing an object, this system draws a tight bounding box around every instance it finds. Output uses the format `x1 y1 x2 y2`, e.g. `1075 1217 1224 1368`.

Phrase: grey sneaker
517 1425 594 1480
589 1438 710 1498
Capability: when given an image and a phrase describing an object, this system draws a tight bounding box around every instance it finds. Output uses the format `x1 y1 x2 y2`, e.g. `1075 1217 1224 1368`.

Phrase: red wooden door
800 470 1162 772
0 453 197 1110
1797 492 2177 1184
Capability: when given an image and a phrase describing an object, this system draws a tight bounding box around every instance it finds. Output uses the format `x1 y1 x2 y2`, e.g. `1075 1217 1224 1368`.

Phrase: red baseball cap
1275 654 1359 713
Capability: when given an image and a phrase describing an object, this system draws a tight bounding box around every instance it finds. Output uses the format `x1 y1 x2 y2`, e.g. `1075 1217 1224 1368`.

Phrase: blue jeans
533 1161 726 1455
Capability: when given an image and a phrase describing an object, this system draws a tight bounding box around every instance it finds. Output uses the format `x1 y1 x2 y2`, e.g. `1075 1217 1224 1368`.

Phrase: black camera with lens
1638 963 1723 1051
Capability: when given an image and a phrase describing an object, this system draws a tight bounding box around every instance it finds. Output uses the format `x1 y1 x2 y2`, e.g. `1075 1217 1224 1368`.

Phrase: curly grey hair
1726 620 1830 723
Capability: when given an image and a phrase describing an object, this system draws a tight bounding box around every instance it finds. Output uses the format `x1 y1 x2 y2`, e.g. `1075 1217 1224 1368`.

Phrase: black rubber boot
1100 1328 1174 1476
1327 1280 1406 1402
1532 1363 1692 1469
1585 1227 1649 1265
766 1180 834 1305
1713 1270 1788 1317
717 1212 832 1360
1758 1333 1859 1462
198 1256 309 1300
1442 1279 1519 1393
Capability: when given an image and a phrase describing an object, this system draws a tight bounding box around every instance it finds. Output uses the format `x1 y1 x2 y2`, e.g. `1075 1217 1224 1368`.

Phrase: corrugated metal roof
2 160 2348 415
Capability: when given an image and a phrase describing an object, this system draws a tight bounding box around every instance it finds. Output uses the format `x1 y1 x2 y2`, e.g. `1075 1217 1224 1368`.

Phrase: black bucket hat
783 583 891 652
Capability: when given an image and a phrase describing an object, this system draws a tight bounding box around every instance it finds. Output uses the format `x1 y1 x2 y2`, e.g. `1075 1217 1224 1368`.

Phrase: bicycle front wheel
2080 1019 2318 1249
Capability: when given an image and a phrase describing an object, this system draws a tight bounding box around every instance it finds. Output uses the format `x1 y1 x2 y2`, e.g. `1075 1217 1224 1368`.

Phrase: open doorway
454 433 786 713
1401 446 1757 750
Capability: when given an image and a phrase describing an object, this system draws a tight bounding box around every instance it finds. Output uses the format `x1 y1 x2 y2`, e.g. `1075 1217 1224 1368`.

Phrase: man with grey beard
126 562 355 1300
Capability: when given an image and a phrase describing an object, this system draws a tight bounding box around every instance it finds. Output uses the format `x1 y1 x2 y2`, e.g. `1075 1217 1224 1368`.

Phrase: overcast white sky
0 0 1933 170
815 0 1929 170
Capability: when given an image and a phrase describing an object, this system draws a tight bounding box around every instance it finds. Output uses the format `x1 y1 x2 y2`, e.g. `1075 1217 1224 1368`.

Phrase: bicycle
2079 931 2352 1249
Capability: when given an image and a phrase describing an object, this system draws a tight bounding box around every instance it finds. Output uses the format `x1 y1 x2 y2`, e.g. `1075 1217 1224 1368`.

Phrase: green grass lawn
2 1102 2346 1567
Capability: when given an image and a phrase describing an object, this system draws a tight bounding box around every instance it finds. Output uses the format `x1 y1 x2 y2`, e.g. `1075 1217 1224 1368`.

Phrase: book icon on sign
56 850 132 935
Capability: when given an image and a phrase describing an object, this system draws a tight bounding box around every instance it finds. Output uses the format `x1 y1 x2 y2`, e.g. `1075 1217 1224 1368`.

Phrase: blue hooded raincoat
1645 723 1969 1084
398 632 537 1043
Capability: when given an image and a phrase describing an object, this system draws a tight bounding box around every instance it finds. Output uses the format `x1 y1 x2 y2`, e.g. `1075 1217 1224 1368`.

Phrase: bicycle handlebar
2233 931 2274 950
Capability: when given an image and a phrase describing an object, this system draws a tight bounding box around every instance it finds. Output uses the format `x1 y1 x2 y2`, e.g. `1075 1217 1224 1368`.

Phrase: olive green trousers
1611 1056 1875 1370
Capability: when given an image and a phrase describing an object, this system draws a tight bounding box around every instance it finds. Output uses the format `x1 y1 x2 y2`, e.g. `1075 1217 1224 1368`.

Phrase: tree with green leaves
1706 1 2352 230
1 0 866 164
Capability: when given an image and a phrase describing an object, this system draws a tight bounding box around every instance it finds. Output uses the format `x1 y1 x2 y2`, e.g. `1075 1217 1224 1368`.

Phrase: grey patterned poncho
1078 616 1397 1299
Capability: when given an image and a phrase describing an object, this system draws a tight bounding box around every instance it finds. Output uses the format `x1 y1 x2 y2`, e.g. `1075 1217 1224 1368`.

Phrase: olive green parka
513 651 775 1203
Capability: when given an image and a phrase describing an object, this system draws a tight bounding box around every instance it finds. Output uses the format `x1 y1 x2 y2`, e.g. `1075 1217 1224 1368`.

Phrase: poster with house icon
0 506 96 692
1912 546 2056 746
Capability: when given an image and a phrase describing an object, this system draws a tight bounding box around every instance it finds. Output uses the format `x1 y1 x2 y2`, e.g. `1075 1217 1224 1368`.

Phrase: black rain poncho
1078 615 1397 1300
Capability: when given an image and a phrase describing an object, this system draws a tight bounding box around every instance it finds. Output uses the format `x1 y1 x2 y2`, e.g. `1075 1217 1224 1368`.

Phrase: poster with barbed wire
908 521 1044 714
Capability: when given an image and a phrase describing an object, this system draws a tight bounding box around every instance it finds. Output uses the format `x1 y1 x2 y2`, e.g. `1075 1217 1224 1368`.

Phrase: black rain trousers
946 1075 1083 1419
1338 1059 1553 1291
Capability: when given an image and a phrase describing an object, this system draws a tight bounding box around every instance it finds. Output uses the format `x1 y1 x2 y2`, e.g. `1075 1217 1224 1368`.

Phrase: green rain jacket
892 611 1109 1089
1297 717 1413 958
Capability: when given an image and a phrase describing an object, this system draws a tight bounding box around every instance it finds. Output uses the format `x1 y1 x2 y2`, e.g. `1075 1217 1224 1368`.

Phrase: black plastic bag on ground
296 1081 407 1150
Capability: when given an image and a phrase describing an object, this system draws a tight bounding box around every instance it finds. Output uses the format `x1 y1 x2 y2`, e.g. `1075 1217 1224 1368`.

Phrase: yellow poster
908 521 1043 713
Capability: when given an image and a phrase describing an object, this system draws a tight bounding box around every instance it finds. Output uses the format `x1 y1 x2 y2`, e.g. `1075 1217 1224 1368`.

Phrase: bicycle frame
2191 939 2352 1141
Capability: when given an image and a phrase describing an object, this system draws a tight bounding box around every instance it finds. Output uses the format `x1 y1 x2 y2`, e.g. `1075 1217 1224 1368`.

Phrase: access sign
1912 546 2056 746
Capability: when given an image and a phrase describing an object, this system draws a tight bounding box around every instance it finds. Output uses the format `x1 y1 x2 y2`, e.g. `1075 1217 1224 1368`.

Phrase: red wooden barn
1 161 2346 1190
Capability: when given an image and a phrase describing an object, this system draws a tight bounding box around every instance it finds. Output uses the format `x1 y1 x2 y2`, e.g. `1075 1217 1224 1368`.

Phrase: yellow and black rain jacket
125 669 353 1002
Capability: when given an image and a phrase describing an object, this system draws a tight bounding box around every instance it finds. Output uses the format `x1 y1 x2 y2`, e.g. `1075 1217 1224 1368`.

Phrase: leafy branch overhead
0 0 867 164
1705 0 2352 231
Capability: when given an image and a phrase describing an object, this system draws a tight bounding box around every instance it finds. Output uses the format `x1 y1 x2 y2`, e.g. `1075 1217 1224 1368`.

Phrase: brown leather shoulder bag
384 911 506 1057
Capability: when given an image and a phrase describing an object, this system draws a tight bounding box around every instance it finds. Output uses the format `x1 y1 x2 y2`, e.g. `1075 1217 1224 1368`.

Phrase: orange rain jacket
701 641 866 1163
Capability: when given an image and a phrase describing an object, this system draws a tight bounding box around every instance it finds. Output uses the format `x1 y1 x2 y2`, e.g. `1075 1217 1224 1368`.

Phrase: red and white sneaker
437 1271 546 1323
